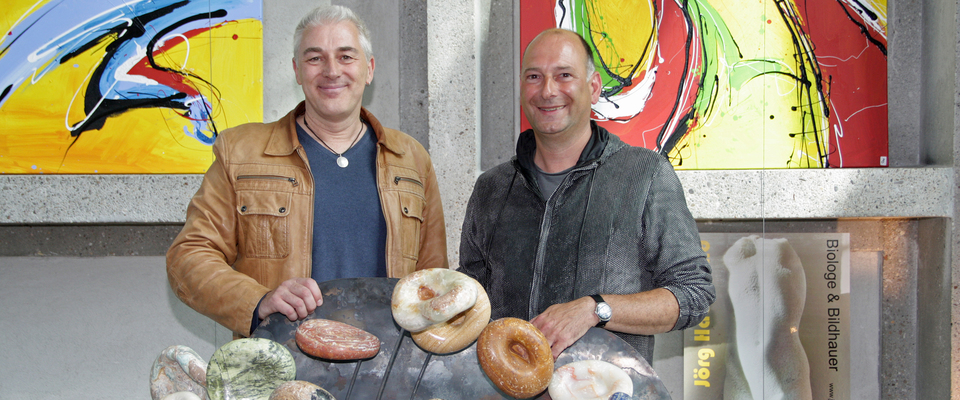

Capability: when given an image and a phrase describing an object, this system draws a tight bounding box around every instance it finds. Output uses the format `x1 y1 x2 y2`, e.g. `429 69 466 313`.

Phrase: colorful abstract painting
521 0 888 168
0 0 262 174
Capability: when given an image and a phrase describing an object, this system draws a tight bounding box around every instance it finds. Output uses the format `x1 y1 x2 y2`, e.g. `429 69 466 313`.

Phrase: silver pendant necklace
303 117 364 168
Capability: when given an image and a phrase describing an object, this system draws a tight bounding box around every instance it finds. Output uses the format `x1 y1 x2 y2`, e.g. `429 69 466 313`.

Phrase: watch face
596 302 612 320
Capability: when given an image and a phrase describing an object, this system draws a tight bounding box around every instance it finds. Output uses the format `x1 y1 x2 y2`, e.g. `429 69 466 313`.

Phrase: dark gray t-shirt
535 165 574 200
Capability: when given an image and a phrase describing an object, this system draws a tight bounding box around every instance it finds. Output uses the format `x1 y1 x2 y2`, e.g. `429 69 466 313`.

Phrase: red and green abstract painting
522 0 887 168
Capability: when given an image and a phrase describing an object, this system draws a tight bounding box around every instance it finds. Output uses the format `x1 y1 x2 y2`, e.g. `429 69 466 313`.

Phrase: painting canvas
521 0 888 168
0 0 263 174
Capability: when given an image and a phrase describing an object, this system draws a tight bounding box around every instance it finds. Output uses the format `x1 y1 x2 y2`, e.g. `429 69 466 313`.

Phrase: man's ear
589 71 602 104
293 57 302 85
366 56 375 85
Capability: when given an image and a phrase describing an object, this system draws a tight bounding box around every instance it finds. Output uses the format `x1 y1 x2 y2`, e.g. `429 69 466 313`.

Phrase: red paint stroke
127 22 233 97
798 0 887 167
521 0 698 153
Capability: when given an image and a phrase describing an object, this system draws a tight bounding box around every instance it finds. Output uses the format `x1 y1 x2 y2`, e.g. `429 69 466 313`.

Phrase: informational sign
684 233 850 399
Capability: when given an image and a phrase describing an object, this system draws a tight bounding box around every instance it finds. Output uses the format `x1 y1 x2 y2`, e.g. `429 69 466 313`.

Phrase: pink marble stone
150 345 208 400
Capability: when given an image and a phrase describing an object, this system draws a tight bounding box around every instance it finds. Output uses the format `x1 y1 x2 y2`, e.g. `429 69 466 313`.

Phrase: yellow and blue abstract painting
1 0 263 173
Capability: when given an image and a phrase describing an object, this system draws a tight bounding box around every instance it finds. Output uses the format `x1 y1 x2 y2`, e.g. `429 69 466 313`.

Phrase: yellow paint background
667 0 830 169
586 0 656 81
0 3 263 174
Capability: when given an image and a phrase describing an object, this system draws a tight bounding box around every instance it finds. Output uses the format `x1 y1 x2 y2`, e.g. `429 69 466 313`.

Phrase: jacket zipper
527 162 599 318
394 176 423 187
375 145 391 278
236 175 299 187
528 204 554 317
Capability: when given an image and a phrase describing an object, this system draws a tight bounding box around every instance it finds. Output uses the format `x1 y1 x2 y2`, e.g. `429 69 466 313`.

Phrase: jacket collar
514 121 623 177
264 101 406 156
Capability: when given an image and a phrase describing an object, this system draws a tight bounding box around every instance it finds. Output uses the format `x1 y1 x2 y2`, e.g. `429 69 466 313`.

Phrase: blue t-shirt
297 122 388 282
252 122 389 333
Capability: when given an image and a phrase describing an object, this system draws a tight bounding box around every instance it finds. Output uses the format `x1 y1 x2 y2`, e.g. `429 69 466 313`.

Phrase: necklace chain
302 116 365 160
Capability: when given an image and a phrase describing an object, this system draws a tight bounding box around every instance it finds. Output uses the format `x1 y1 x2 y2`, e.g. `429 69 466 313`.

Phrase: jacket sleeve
414 146 450 271
166 138 270 337
644 157 716 331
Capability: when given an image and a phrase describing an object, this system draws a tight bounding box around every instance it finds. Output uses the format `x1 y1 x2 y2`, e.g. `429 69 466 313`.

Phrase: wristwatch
590 294 612 328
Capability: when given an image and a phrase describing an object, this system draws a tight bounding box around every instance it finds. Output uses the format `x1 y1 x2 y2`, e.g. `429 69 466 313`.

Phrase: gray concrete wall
480 0 519 169
262 0 426 143
951 0 960 394
921 0 957 166
917 218 952 399
0 257 232 399
262 0 328 121
0 0 958 398
426 0 483 256
888 0 923 166
398 0 430 147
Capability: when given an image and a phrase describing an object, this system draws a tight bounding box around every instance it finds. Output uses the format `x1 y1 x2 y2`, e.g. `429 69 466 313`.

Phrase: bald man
459 29 714 363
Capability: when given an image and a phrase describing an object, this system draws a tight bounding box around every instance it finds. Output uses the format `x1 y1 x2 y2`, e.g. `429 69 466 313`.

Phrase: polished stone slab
1 168 950 224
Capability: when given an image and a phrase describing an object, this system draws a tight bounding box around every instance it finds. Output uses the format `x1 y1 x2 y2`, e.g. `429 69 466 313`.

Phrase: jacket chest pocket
390 172 426 262
236 190 292 259
398 191 424 261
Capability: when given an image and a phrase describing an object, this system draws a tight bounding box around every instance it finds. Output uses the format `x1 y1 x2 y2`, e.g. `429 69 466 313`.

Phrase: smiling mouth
538 105 565 112
317 85 348 96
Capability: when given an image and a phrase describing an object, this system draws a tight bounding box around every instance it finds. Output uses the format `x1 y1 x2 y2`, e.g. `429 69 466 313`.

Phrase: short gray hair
293 5 374 64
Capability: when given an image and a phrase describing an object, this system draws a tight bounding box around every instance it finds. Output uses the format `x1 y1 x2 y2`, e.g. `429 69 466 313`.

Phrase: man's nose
321 58 340 77
541 77 559 98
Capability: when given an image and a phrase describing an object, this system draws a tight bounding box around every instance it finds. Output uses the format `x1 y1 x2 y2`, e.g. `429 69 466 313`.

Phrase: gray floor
0 257 231 399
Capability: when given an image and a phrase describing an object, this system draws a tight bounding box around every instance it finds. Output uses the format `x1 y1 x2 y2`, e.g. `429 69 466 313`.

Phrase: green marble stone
206 338 297 400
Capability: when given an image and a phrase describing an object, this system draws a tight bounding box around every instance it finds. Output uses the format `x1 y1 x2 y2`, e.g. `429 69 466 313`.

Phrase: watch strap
590 294 605 305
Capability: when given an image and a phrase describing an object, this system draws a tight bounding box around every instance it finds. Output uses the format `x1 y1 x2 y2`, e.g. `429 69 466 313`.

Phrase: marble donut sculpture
476 317 554 399
391 268 491 354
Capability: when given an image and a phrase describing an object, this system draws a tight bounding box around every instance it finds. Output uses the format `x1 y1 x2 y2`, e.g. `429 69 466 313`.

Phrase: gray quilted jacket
459 123 715 362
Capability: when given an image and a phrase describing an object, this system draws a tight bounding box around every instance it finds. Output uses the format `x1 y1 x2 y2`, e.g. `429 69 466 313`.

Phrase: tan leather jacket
167 102 448 337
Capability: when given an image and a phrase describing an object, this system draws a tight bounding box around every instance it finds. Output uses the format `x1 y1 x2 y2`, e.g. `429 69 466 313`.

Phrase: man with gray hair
168 5 447 338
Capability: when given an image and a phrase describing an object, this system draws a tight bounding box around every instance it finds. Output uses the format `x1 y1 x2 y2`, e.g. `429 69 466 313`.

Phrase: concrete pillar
426 0 486 267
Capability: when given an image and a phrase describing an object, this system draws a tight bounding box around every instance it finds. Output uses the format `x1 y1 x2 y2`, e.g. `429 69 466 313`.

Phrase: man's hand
258 278 323 321
530 296 597 359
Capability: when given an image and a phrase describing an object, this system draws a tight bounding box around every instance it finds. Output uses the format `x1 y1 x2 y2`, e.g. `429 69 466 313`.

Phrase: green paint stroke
569 0 655 97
